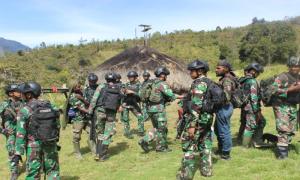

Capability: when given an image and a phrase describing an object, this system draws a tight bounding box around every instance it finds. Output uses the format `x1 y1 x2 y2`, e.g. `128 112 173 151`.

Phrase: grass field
1 100 300 180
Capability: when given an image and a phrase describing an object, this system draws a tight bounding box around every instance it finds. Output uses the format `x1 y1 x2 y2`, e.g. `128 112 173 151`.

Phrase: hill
0 37 30 54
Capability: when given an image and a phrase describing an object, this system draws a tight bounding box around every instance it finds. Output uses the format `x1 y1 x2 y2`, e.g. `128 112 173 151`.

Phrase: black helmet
154 67 170 77
287 56 300 67
88 73 98 82
244 63 264 73
217 59 232 71
18 83 26 93
143 71 150 77
22 82 42 97
127 71 138 78
187 60 209 72
4 83 19 95
115 73 122 80
105 72 117 82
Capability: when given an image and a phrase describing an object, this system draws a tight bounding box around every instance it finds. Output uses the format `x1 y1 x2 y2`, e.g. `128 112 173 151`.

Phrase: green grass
1 100 300 180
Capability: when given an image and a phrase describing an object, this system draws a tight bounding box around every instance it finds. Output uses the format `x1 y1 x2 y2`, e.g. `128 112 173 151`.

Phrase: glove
12 155 22 165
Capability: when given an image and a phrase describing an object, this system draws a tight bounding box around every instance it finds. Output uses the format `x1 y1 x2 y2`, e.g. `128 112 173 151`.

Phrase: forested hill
0 16 299 90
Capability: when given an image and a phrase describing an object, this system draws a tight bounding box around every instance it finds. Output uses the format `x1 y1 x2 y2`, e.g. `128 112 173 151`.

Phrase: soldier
14 82 60 179
0 84 23 180
239 63 267 148
176 60 213 179
272 57 300 159
69 83 89 159
138 66 178 153
83 73 98 154
121 71 144 138
140 71 151 122
214 59 236 160
88 73 122 161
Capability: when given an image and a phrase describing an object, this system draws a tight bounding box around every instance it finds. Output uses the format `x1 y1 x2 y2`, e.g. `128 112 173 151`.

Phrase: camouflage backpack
139 79 154 102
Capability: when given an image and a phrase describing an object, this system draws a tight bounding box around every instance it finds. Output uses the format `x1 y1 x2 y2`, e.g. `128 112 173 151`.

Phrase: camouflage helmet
244 63 264 73
22 81 42 97
154 67 170 77
127 71 138 77
287 56 300 67
142 71 151 77
187 60 209 72
88 73 98 82
4 83 20 95
105 72 117 82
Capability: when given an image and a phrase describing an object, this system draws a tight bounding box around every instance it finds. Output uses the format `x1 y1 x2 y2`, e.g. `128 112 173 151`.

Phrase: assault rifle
42 87 69 98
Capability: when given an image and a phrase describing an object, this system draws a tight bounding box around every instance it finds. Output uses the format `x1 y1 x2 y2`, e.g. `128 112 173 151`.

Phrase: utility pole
139 24 151 47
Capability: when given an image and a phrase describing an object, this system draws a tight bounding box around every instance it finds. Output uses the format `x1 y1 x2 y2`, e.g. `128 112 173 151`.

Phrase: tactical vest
124 81 141 104
96 83 122 111
84 85 98 103
149 79 164 103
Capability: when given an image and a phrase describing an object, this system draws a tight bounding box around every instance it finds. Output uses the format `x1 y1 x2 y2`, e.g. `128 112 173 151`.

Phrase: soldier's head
154 67 170 81
71 82 82 94
244 63 264 78
127 71 138 82
142 71 151 81
215 59 232 77
287 56 300 75
4 83 22 99
187 60 209 79
115 73 122 83
22 81 42 100
105 72 117 83
87 73 98 87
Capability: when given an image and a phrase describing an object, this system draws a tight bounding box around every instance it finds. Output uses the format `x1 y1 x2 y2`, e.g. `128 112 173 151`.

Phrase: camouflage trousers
142 104 149 122
242 109 266 138
95 109 116 145
177 124 213 179
25 143 60 180
273 105 297 147
72 121 87 144
121 107 144 134
6 133 18 174
142 111 168 150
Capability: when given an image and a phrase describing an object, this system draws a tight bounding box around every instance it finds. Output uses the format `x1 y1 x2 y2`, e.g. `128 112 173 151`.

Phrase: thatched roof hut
93 46 191 93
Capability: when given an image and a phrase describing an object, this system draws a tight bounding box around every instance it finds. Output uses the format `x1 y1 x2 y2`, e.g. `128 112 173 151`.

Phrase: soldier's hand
188 127 195 139
118 106 123 112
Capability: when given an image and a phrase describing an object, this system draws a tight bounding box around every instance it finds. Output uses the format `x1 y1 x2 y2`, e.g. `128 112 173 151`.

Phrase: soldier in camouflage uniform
121 71 144 138
140 71 151 122
88 73 122 161
138 67 177 153
239 63 267 148
83 73 98 154
214 59 235 160
176 60 213 179
272 57 300 159
0 84 23 180
14 82 60 179
69 83 89 159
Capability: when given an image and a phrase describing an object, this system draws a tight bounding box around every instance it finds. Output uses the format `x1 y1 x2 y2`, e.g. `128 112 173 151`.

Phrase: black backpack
97 83 122 111
193 78 226 113
28 100 60 143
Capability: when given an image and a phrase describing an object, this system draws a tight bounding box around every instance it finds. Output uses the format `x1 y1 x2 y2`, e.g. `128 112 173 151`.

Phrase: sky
0 0 299 47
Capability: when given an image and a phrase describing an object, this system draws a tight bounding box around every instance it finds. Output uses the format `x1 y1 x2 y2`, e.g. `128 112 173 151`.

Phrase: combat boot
94 140 102 161
252 128 272 148
138 139 150 153
221 151 231 160
242 136 252 148
99 144 109 162
277 146 288 160
73 142 83 160
156 147 172 153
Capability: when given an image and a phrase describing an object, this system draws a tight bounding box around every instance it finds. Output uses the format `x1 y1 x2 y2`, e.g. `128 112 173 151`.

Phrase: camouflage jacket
88 83 106 114
147 78 176 113
123 81 141 106
189 75 213 127
69 93 87 122
241 74 262 113
15 99 60 155
219 73 236 103
0 98 23 135
83 84 98 104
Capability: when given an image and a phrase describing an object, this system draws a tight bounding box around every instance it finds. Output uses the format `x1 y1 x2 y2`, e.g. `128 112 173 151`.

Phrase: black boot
99 144 109 161
221 151 231 160
94 140 102 161
138 139 150 153
277 146 288 160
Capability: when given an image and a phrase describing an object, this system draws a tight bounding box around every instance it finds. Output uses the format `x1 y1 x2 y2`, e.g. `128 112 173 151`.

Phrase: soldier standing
121 71 144 138
0 84 23 180
14 82 60 179
272 57 300 159
140 71 151 122
138 67 178 153
176 60 213 179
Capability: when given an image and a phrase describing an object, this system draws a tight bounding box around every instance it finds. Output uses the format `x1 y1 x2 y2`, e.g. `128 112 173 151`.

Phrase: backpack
28 100 60 143
194 78 226 113
139 80 154 102
97 83 122 111
235 76 256 108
